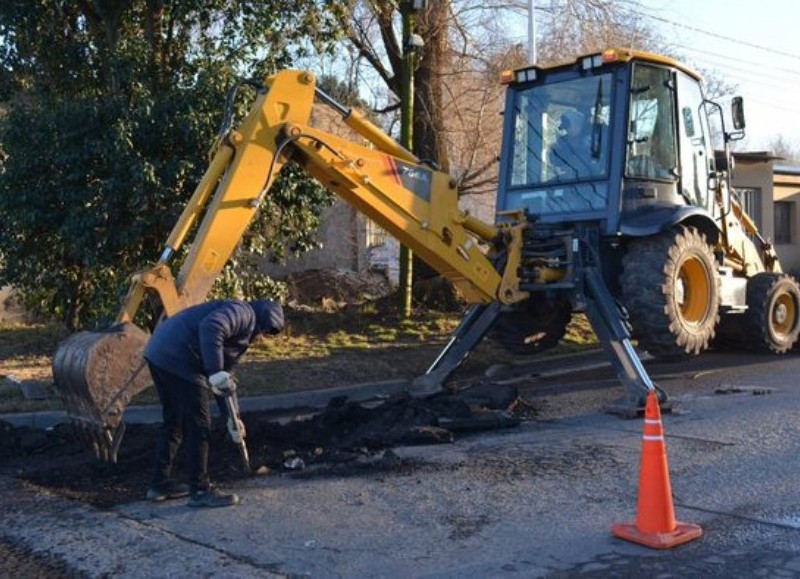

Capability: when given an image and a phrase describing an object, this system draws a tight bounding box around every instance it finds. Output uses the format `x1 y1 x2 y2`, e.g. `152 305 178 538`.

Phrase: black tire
745 272 800 353
491 297 572 355
621 226 720 356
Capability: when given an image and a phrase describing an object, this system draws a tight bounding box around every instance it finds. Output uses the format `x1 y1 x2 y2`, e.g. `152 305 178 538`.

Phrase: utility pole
527 0 537 65
398 0 426 318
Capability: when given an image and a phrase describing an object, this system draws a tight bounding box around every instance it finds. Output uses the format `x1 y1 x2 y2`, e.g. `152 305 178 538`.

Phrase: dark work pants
148 363 212 493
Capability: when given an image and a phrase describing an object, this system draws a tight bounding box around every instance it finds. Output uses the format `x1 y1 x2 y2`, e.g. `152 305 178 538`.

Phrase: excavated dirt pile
285 269 393 310
1 383 531 508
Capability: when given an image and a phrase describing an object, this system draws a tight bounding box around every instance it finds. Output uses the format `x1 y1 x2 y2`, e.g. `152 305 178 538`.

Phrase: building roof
775 164 800 176
731 151 784 163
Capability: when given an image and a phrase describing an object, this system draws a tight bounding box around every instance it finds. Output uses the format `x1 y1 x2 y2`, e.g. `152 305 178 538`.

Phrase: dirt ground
0 382 530 508
0 374 535 574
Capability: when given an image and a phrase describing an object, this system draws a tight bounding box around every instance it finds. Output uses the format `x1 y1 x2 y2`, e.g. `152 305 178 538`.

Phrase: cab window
626 65 678 181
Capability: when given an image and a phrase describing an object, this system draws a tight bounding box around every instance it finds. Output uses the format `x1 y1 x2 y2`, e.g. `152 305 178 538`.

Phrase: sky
636 0 800 152
506 0 800 152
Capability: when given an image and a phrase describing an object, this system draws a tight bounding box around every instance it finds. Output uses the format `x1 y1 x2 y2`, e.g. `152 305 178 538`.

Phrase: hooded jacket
144 299 284 384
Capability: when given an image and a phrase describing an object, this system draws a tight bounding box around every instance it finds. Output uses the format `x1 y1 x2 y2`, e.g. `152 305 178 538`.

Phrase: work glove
208 371 235 397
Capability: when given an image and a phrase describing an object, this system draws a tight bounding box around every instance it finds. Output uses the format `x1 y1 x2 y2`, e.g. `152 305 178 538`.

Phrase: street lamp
398 0 427 317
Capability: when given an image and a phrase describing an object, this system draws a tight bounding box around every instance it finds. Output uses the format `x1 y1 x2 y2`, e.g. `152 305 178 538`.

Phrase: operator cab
497 48 719 236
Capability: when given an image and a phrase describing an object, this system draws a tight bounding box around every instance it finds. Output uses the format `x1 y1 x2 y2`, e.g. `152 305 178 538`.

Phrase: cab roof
528 48 703 82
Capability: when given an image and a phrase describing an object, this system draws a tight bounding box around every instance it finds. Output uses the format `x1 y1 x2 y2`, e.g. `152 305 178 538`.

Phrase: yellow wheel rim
676 256 712 324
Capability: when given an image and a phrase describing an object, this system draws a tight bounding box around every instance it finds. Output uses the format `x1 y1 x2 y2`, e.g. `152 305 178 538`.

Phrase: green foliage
0 0 342 330
208 159 335 305
0 89 222 328
316 74 369 109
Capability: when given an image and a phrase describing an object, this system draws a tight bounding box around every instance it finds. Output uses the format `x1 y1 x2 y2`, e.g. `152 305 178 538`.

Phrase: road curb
1 349 642 430
0 378 413 429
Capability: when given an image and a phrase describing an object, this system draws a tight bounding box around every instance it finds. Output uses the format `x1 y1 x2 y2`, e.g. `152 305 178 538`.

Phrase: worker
144 298 284 508
550 110 593 179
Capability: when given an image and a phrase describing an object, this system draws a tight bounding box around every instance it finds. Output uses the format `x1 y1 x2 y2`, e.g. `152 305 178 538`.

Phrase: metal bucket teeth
54 323 152 461
70 420 126 463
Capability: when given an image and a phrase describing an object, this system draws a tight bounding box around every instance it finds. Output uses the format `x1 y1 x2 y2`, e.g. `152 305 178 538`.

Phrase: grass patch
0 323 70 359
0 323 70 413
0 308 598 414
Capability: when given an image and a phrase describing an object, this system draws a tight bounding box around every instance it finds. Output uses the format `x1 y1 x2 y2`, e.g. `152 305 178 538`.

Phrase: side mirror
731 96 745 131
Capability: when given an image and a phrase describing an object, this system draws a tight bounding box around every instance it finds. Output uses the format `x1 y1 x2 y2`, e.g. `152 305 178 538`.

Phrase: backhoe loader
53 48 800 461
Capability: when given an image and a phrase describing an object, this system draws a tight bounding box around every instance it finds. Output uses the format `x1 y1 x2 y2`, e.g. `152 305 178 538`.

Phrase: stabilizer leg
410 302 502 396
582 267 668 417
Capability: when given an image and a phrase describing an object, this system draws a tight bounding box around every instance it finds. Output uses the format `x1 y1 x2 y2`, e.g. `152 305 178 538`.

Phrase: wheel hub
675 277 685 306
773 302 788 325
771 292 796 336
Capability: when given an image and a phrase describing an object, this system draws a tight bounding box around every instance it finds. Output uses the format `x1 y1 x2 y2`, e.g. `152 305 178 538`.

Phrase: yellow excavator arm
118 69 527 321
53 69 528 460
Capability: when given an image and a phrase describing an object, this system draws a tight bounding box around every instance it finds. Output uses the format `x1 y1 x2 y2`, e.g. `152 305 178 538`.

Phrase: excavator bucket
52 323 152 462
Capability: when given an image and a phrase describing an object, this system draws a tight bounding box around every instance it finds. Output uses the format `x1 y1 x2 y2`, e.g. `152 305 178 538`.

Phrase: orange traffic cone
612 390 702 549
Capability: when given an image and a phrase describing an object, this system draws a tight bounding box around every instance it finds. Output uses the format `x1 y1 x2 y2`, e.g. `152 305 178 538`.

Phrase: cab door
676 71 712 210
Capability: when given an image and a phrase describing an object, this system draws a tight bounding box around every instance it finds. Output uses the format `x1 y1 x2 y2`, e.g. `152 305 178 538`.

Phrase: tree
0 1 341 329
768 135 800 164
330 1 689 199
333 1 452 171
529 0 665 64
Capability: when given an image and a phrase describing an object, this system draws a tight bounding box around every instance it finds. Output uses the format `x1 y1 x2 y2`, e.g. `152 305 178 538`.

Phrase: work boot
187 487 241 508
146 481 190 502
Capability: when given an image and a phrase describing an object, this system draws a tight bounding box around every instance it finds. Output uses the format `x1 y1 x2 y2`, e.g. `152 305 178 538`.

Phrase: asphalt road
3 349 800 577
